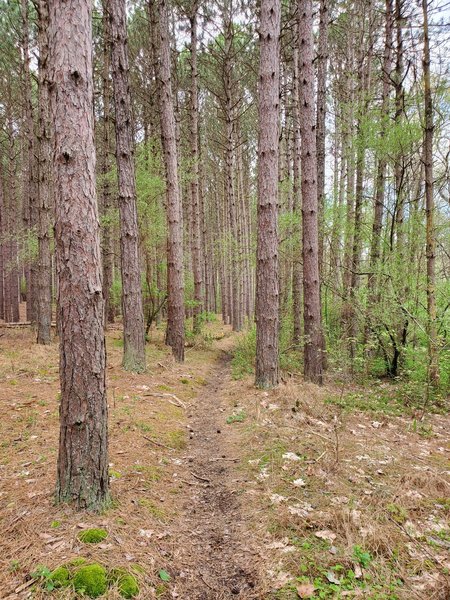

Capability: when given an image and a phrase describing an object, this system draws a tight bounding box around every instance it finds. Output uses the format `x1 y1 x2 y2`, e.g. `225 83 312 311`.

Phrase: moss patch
78 528 108 544
51 566 70 588
118 574 139 598
73 564 107 598
109 568 140 599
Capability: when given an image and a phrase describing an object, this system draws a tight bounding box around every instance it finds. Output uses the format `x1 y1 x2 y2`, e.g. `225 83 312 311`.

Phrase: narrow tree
108 0 146 371
100 1 115 326
189 2 203 335
48 0 109 510
151 0 185 362
422 0 439 386
316 0 329 275
255 0 281 389
36 0 52 345
20 0 38 324
366 0 393 341
298 0 323 384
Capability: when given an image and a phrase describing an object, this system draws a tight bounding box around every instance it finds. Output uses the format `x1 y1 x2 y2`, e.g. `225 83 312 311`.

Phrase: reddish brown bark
21 0 38 325
189 4 203 335
109 0 146 371
49 0 109 510
151 0 185 362
101 2 115 326
298 0 323 384
36 0 52 345
255 0 281 389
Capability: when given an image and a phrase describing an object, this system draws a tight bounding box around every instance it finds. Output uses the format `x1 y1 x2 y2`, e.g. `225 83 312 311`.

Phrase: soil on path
163 349 265 599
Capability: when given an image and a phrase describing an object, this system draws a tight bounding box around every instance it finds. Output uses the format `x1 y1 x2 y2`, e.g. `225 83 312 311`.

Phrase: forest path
164 345 265 599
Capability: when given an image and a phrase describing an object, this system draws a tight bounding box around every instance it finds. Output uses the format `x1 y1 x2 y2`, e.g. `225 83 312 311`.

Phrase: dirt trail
164 349 264 599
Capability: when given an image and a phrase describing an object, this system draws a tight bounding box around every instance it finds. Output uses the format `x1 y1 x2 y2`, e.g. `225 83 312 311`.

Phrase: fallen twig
144 392 187 410
190 471 210 483
142 435 172 451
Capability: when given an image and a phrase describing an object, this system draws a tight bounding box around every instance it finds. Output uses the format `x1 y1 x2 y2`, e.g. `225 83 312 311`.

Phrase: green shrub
232 327 256 379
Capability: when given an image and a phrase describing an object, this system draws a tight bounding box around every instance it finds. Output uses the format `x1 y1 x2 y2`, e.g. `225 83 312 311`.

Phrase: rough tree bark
422 0 439 386
101 1 115 326
151 0 185 362
255 0 281 389
292 27 302 345
36 0 52 345
298 0 323 384
108 0 146 371
366 0 393 341
316 0 329 276
189 2 203 335
49 0 109 510
21 0 38 324
223 7 242 332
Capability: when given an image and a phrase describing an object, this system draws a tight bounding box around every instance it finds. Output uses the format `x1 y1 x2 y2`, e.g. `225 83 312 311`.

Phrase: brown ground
0 316 449 599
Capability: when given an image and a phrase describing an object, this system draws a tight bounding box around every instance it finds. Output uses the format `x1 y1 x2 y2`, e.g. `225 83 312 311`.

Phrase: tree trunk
48 0 109 510
189 4 203 335
21 0 38 325
316 0 329 277
366 0 393 344
36 0 52 345
151 0 185 362
292 33 302 345
298 0 323 384
101 1 115 326
108 0 146 371
422 0 439 386
255 0 281 389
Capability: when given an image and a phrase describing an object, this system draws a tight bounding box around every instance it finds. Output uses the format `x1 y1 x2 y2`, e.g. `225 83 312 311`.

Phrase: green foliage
226 410 246 424
158 569 171 582
232 319 302 380
353 545 372 568
77 528 108 544
9 560 20 572
232 327 257 379
386 503 408 524
73 564 108 598
31 565 56 591
109 278 122 317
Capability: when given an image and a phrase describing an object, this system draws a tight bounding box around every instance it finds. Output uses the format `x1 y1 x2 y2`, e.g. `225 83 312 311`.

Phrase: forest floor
0 315 449 599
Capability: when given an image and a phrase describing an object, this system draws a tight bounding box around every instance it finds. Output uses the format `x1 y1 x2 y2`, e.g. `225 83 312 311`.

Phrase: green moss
68 557 87 567
118 574 139 598
78 528 108 544
51 566 70 588
109 568 140 599
73 564 107 598
138 498 167 520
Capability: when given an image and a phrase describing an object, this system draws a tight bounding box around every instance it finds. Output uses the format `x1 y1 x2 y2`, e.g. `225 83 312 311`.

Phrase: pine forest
0 0 449 598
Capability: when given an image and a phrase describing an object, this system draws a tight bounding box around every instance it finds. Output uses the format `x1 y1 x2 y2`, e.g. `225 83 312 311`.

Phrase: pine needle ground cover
1 325 448 599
